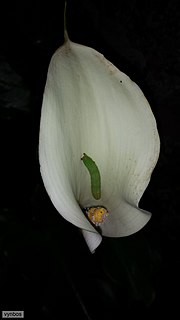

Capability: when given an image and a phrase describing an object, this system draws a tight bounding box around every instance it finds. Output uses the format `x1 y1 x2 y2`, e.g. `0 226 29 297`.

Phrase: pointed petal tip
64 30 69 43
81 229 102 253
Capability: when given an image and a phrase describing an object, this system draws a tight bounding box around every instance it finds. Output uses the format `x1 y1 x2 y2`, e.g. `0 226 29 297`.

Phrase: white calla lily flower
39 35 160 253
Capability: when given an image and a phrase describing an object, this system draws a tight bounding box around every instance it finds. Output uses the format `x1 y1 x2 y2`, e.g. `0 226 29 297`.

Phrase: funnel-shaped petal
39 38 160 252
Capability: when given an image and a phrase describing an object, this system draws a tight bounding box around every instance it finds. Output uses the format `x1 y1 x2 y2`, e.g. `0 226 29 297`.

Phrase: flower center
85 206 109 226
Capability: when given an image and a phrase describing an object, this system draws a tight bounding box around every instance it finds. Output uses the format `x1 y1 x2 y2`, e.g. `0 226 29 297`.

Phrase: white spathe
39 37 160 253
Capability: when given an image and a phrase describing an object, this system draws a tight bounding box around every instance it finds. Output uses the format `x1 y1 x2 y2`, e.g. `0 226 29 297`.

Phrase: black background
0 0 180 319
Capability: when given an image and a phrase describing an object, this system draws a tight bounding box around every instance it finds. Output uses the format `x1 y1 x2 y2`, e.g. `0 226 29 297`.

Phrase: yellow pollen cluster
86 207 109 226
